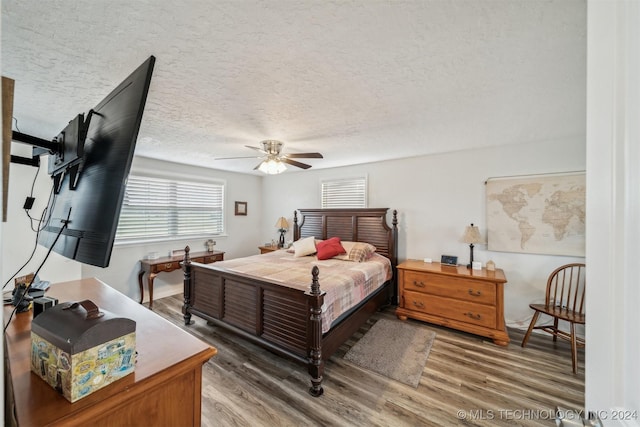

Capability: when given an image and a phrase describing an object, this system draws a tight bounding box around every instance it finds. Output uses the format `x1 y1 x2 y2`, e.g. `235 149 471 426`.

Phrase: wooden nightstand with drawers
258 245 278 254
396 260 509 346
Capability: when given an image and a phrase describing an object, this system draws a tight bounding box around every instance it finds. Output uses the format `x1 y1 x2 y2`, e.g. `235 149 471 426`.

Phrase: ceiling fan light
258 159 286 174
261 140 283 155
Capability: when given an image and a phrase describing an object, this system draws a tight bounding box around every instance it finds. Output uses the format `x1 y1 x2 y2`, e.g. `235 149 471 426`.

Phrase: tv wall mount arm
10 131 60 167
10 110 95 193
10 109 95 169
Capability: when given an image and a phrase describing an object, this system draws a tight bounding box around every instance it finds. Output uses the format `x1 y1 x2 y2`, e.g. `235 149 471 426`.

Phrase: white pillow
292 236 317 257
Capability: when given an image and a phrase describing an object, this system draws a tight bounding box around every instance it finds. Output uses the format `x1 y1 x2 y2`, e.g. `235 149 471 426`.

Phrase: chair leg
570 322 578 374
553 317 559 342
521 311 540 348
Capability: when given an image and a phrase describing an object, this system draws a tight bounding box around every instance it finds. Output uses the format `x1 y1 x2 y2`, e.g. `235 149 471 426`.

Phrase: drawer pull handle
413 280 425 288
412 301 425 309
465 312 481 320
468 289 482 297
165 263 173 269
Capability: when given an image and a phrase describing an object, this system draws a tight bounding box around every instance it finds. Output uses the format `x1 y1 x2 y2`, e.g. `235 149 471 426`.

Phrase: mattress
208 249 392 333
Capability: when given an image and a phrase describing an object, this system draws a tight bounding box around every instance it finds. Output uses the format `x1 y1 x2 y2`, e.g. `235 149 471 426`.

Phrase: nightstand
258 246 277 254
396 260 509 346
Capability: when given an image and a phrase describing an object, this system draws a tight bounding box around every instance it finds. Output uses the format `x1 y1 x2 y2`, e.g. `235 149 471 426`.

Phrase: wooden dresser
4 278 217 426
396 260 509 346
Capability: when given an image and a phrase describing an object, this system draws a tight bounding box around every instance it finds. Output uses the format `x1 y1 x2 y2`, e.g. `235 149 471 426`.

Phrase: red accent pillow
315 237 347 260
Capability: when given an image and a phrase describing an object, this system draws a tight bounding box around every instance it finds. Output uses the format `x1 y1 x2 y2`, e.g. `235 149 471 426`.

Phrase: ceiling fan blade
253 161 264 170
285 152 323 159
214 155 262 160
245 145 267 154
281 158 312 169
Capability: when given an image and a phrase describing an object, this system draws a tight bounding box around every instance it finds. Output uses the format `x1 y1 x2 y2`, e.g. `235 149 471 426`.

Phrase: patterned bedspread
206 250 392 333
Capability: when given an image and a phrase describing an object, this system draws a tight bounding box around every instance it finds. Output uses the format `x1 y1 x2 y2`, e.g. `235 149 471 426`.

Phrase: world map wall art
485 172 585 257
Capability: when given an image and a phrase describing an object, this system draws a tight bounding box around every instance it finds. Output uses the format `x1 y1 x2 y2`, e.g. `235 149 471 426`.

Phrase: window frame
320 176 368 209
114 174 226 245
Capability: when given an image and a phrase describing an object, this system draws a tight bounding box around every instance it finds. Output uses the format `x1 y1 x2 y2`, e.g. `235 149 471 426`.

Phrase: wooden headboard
293 208 398 268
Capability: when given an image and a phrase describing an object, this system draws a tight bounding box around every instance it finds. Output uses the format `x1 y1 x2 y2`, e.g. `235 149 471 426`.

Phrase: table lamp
462 223 484 268
275 217 289 248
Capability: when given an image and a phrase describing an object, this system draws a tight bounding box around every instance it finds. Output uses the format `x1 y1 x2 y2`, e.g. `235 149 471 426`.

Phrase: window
321 177 367 208
115 175 224 243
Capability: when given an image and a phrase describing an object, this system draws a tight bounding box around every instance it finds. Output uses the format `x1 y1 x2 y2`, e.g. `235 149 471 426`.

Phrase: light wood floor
153 294 584 427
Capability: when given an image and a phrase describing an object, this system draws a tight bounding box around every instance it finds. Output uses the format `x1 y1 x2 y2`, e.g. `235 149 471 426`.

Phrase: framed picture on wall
235 201 247 216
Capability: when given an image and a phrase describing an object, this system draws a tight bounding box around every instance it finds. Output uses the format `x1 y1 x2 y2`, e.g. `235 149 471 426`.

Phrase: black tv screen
38 56 155 267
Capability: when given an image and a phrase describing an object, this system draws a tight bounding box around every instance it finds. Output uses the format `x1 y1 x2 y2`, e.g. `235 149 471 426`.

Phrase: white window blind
321 177 367 208
115 175 224 243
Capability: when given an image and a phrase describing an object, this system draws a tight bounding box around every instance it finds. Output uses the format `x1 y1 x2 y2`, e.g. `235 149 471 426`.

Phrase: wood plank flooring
152 294 584 427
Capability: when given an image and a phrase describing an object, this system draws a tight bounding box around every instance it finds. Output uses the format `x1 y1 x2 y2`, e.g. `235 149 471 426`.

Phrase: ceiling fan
215 140 323 174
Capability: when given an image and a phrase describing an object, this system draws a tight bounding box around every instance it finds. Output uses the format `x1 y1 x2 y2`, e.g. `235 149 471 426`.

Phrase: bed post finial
310 265 320 295
184 245 191 264
182 245 193 325
308 265 324 396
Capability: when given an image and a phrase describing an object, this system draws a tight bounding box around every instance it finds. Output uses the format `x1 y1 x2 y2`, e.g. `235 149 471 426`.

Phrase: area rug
343 318 436 388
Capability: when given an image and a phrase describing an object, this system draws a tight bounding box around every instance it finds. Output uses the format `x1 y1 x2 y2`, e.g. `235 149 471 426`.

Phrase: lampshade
275 217 289 230
258 159 287 174
462 223 484 244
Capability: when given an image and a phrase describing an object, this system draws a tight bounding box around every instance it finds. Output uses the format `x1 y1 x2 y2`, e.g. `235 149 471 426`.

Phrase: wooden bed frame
182 208 398 396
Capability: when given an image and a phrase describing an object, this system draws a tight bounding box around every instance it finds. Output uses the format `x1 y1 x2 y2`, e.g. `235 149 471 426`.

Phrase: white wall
1 78 5 426
1 143 81 286
261 137 586 329
586 0 640 424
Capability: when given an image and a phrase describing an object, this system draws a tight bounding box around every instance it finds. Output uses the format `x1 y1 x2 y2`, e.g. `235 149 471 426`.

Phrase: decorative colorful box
30 299 136 402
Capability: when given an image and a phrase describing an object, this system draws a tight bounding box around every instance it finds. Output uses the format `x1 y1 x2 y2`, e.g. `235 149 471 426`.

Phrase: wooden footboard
182 248 326 395
182 208 398 396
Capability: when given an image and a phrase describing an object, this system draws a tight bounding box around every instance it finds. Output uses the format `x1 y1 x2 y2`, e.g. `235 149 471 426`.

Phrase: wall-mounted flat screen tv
37 56 155 267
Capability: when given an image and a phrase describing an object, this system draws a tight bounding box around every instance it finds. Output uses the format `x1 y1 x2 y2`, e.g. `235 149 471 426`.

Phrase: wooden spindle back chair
521 263 586 374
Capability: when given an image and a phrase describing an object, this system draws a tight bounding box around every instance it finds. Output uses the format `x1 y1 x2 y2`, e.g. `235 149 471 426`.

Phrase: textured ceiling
2 1 586 175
